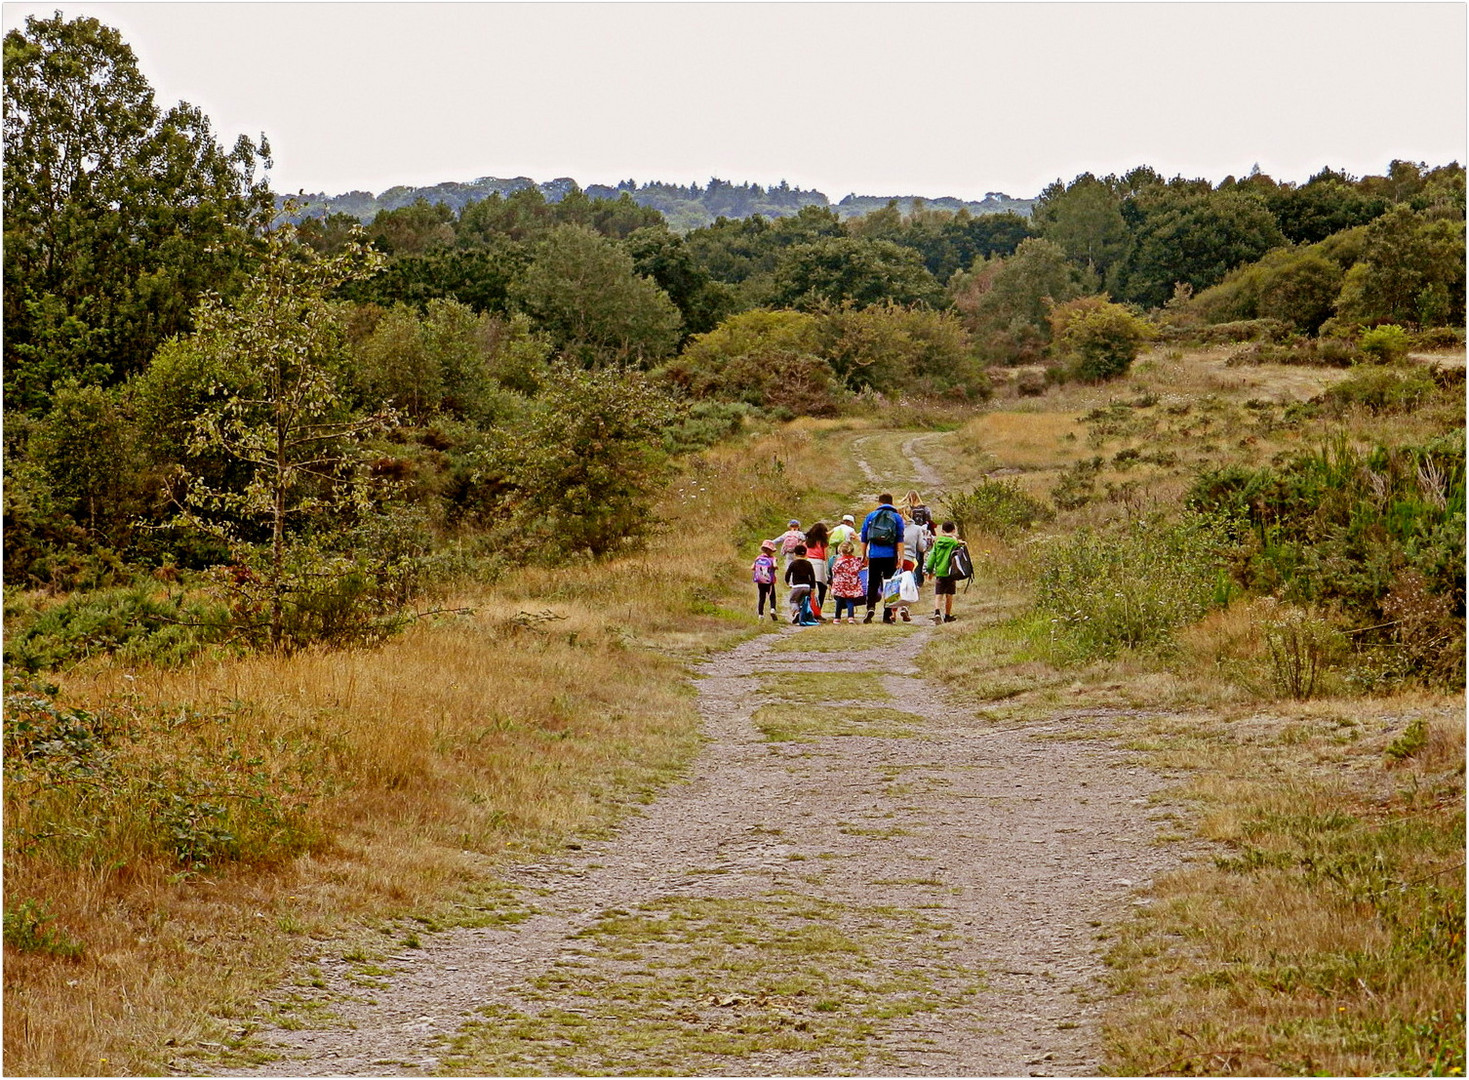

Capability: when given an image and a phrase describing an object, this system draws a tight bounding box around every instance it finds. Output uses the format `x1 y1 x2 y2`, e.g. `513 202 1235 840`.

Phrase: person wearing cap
829 514 858 554
776 519 805 574
751 540 779 622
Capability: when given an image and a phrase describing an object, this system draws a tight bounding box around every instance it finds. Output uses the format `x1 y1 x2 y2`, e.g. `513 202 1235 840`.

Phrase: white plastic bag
898 570 919 603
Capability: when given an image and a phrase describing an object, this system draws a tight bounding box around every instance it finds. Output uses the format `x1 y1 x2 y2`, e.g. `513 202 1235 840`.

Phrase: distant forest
287 176 1037 232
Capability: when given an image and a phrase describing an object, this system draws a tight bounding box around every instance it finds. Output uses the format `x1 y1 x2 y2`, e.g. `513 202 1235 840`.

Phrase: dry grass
1103 705 1465 1077
953 410 1091 471
2 419 861 1077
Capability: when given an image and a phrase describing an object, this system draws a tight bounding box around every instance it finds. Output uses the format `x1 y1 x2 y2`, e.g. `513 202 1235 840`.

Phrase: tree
29 381 144 547
1266 177 1388 245
171 227 399 650
3 13 273 410
1033 174 1131 282
367 198 455 255
1047 296 1155 381
817 303 987 398
1116 190 1287 308
769 237 945 310
509 224 683 365
1333 204 1466 328
949 238 1093 362
498 364 676 555
625 227 733 338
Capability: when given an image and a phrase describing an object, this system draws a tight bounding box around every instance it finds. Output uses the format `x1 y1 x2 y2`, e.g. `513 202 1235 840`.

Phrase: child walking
752 540 778 622
784 543 820 625
829 540 865 624
924 521 965 623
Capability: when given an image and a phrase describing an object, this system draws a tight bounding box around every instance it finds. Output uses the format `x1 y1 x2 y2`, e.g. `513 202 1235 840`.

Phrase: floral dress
830 554 865 599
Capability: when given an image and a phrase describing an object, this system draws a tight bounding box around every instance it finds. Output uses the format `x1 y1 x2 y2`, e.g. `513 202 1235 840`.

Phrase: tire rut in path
850 432 945 499
217 625 1177 1077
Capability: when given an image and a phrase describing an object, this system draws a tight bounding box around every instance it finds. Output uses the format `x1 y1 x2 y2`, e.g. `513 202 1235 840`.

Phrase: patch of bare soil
213 624 1182 1077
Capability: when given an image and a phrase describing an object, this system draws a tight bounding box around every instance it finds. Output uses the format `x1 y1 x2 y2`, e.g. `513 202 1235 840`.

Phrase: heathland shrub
1187 434 1466 686
1036 512 1230 660
1227 337 1362 368
942 478 1053 536
1258 600 1349 700
1358 323 1412 364
2 586 230 672
1191 318 1293 344
1315 366 1439 415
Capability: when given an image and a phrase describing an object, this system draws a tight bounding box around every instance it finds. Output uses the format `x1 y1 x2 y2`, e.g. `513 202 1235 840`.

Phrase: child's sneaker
944 615 957 622
900 609 911 622
770 611 778 622
932 612 943 624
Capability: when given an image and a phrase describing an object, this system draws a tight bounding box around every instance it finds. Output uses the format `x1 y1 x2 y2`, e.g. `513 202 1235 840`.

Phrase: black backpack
911 505 933 529
949 544 974 581
867 507 901 547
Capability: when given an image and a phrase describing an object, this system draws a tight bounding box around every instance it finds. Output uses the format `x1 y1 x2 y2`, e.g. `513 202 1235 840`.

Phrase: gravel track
216 625 1178 1077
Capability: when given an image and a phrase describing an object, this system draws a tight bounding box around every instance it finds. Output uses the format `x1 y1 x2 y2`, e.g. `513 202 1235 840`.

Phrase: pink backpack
752 555 775 584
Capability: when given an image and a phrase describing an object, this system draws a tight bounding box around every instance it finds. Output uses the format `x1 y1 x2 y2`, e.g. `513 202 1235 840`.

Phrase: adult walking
902 491 934 587
860 493 905 625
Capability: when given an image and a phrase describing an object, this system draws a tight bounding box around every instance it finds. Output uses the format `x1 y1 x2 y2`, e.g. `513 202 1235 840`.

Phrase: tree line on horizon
286 175 1037 234
3 11 1465 659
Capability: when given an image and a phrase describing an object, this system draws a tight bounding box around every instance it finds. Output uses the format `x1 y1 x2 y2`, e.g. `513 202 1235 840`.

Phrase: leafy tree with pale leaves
170 226 404 651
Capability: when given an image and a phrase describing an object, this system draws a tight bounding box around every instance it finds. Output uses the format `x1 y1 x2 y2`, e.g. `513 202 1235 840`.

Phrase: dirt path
211 430 1180 1077
849 432 946 499
215 628 1176 1077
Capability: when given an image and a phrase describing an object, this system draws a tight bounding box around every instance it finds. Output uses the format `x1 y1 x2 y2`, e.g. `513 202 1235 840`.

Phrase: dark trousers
756 582 775 614
865 556 899 618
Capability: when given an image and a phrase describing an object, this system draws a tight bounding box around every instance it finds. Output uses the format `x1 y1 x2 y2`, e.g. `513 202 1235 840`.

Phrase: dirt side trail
211 429 1182 1077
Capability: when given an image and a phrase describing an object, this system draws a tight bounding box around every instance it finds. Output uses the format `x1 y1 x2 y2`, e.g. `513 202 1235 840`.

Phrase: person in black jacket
784 543 818 624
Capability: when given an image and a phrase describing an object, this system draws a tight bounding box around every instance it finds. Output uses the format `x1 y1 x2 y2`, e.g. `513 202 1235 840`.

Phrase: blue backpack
867 507 901 547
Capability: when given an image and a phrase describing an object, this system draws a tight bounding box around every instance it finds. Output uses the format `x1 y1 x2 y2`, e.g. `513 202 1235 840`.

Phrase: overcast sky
4 2 1465 201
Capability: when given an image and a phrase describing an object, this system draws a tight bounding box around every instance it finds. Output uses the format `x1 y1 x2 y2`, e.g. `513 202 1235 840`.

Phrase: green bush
3 586 230 672
1047 296 1156 382
941 478 1053 536
1359 323 1412 364
1186 434 1466 686
3 898 84 958
1316 366 1438 415
1036 512 1230 660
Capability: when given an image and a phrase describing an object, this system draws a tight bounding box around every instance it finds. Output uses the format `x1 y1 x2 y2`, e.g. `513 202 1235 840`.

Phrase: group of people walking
752 491 969 627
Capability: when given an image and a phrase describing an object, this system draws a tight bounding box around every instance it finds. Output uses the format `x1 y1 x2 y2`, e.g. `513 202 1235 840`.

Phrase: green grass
436 892 983 1076
756 671 890 703
752 704 919 742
